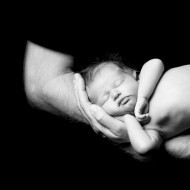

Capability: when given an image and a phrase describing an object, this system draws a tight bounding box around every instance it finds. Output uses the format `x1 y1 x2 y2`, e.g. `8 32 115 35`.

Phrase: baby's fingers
141 113 149 119
138 114 150 124
136 113 149 121
135 108 147 118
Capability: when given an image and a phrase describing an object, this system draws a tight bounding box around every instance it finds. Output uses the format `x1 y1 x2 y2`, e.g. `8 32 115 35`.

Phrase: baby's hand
135 97 150 124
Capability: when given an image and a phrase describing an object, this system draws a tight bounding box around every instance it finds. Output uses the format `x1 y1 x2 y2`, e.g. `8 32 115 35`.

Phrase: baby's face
87 64 138 116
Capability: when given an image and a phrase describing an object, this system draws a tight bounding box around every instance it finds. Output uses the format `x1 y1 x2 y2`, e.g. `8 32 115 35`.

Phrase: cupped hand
74 73 130 144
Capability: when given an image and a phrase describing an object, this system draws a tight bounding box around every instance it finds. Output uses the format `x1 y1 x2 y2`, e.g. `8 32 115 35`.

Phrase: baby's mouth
118 96 130 106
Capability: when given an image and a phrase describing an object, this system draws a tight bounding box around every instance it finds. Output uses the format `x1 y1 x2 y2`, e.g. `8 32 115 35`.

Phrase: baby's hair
80 53 136 87
80 53 150 161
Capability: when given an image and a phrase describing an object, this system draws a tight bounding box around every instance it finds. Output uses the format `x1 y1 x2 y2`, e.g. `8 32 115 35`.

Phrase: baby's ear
132 70 137 80
86 86 90 93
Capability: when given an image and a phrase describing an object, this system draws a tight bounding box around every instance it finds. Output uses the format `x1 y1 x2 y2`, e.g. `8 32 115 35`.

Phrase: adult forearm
42 72 88 123
24 41 88 123
164 135 190 160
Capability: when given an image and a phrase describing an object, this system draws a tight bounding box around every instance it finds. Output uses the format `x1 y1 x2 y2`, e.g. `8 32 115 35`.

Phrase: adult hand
74 73 130 144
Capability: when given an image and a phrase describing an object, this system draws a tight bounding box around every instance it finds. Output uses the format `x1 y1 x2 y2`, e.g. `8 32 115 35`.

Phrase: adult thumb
90 104 103 121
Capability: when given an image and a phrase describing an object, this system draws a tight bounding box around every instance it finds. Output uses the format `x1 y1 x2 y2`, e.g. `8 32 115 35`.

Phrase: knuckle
112 136 124 144
95 113 103 121
114 125 124 136
91 123 101 133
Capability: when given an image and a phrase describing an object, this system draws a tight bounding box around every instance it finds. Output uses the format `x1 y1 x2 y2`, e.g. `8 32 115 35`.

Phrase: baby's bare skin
144 65 190 139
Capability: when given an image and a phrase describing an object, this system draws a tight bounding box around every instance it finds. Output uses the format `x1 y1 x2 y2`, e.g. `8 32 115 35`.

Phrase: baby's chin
106 96 137 116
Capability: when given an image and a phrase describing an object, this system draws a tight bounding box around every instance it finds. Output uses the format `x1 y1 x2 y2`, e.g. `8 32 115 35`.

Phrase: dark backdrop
11 11 190 185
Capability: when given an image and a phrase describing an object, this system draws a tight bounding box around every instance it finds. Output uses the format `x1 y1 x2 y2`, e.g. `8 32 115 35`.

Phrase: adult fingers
75 73 91 107
74 74 90 123
75 73 98 124
90 104 129 141
75 74 127 142
75 73 110 133
75 73 101 132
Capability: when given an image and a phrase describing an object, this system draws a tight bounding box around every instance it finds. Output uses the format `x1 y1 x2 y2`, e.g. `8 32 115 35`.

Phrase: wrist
124 114 134 121
138 96 148 101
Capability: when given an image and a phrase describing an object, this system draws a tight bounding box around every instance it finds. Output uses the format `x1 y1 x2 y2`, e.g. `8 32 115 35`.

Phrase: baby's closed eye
114 79 123 87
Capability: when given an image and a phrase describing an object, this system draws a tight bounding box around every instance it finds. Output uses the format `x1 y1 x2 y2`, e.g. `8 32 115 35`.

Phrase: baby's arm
124 114 162 155
135 59 164 122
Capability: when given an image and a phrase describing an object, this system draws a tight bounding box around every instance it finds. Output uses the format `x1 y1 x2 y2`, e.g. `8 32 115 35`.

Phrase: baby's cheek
102 103 118 116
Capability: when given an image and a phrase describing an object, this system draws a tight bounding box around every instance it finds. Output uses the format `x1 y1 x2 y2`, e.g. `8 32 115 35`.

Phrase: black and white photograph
11 5 190 187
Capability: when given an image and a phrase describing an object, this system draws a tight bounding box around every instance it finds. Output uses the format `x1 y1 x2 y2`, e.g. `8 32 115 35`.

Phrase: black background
8 4 190 187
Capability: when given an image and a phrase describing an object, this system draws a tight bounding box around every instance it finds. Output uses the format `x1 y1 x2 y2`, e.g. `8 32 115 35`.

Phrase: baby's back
144 65 190 139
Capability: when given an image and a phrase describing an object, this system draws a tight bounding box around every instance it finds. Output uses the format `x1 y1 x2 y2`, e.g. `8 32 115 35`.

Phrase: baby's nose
111 90 121 101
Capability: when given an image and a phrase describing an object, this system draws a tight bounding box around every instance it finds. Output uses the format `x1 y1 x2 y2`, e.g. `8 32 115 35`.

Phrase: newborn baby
80 56 190 160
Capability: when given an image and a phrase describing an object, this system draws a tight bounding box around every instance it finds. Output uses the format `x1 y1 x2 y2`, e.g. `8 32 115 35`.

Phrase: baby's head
81 56 154 161
81 55 139 116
